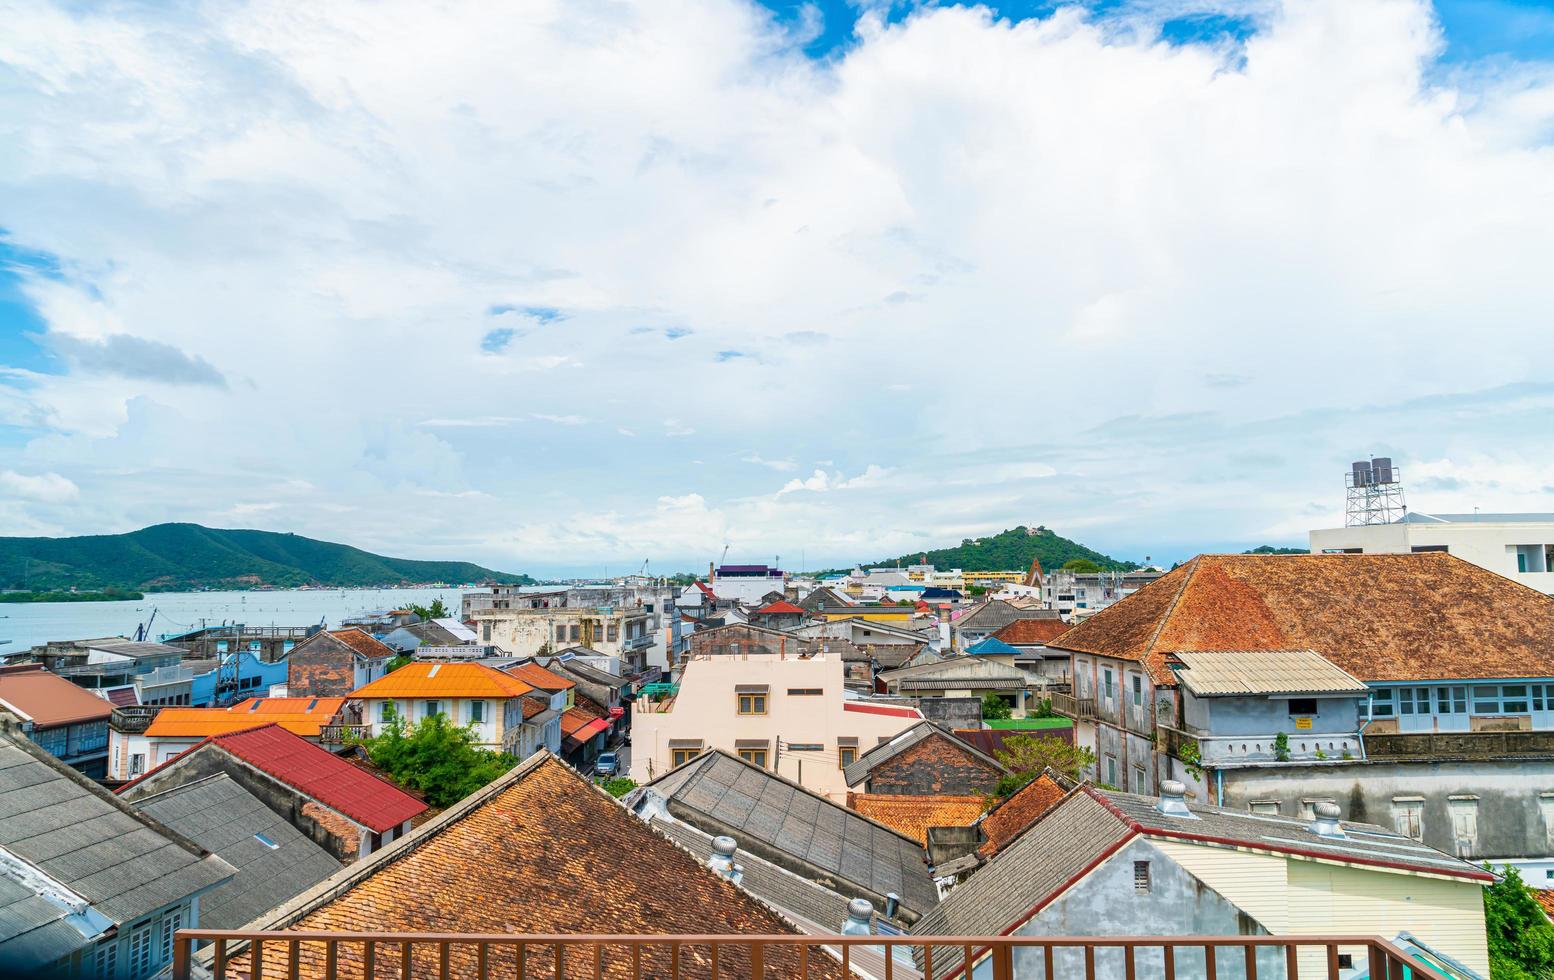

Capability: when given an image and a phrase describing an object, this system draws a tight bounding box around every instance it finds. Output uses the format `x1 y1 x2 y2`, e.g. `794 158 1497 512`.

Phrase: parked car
594 752 618 777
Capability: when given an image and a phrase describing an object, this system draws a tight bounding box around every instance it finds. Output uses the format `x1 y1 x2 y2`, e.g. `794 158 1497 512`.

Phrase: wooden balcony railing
318 724 372 744
172 930 1450 980
1049 691 1097 720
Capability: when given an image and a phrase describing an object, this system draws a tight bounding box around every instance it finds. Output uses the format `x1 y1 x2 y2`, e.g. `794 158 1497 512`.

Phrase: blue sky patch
0 236 65 375
488 304 566 323
481 327 517 352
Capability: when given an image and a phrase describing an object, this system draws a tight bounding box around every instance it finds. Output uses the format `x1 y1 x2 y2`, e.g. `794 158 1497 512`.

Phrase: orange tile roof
848 793 988 845
143 697 347 738
502 662 575 691
977 774 1069 857
1536 889 1554 922
1051 552 1554 685
0 665 112 727
992 618 1072 646
233 756 838 980
349 662 533 700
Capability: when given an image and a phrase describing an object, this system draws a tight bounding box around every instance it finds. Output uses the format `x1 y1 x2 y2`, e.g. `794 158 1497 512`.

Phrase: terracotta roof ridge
236 751 553 933
1139 555 1201 659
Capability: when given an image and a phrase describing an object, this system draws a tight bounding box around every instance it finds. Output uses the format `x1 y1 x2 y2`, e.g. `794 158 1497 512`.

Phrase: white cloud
2 0 1554 572
742 453 797 471
0 470 80 501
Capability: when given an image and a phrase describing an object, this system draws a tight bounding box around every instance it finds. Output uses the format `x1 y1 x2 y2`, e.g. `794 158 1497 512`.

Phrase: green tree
981 692 1013 721
1485 865 1554 980
601 777 637 798
385 653 412 673
355 707 516 808
1062 558 1102 573
407 597 451 621
992 734 1096 796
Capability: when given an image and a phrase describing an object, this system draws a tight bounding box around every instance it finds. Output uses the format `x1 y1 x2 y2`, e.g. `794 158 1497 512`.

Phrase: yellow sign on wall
1294 717 1313 730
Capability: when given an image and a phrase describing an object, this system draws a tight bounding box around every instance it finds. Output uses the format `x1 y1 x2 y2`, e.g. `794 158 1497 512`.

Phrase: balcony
110 705 163 734
173 930 1447 980
1365 728 1554 761
318 723 372 744
1049 691 1097 720
1157 725 1364 767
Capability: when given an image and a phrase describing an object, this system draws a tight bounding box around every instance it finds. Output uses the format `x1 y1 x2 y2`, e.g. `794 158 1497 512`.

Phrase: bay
0 586 473 655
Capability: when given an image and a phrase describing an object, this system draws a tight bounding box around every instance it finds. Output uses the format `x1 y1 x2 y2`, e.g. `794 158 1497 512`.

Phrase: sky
3 0 1554 579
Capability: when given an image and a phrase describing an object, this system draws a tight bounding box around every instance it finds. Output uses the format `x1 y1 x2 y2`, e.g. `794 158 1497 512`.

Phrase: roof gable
843 721 1007 787
0 666 112 727
0 732 234 929
239 755 840 979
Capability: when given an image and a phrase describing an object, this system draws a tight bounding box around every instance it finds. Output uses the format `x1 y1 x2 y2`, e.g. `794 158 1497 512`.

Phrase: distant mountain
0 523 533 592
865 526 1136 574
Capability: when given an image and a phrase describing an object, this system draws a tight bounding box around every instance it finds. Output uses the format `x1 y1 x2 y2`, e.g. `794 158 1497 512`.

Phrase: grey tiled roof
0 863 104 970
842 722 1006 788
651 817 900 934
133 775 341 930
954 601 1060 633
645 750 939 917
0 732 234 930
911 790 1125 978
1101 788 1491 880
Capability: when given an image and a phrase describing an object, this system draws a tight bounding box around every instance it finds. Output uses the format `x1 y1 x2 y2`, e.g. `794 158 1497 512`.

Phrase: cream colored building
630 647 923 801
1310 511 1554 594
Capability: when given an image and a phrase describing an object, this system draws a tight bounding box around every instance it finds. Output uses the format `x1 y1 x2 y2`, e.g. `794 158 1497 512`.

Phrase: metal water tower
1345 456 1407 526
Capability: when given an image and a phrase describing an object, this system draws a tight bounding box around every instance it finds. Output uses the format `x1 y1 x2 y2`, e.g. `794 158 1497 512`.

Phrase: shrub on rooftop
356 705 517 808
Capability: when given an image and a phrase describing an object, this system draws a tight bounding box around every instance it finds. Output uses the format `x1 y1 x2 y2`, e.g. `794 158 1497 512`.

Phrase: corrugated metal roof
1169 649 1368 696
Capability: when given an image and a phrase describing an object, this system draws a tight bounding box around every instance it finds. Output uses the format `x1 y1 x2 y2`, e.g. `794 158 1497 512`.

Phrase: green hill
0 523 532 592
866 526 1135 574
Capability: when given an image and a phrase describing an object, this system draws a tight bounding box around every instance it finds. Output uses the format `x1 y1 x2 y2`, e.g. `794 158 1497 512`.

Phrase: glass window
1505 685 1530 713
556 625 567 642
1132 676 1143 706
1474 685 1500 713
1370 689 1394 717
671 747 702 767
470 700 486 724
1289 698 1318 716
738 748 769 767
1103 670 1114 701
738 694 767 715
380 701 395 723
425 700 443 717
1106 755 1118 787
838 747 856 769
1439 686 1467 714
608 624 619 642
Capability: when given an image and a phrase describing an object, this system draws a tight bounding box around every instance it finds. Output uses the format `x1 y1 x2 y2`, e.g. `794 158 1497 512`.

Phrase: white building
629 645 923 801
1310 511 1554 594
348 661 540 752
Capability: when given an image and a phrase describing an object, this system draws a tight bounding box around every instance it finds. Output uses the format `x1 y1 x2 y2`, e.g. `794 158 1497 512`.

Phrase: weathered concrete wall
1190 694 1361 737
1221 758 1554 862
867 733 1002 795
913 697 981 731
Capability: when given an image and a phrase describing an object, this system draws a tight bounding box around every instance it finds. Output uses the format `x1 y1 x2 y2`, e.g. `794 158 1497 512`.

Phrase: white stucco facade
629 650 922 800
1310 513 1554 594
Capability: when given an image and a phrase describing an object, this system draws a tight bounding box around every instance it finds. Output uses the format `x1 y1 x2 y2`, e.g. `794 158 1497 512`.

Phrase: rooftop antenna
1344 455 1407 526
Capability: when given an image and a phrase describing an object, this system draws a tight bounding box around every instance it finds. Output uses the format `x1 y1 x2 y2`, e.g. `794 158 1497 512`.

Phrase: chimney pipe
1156 780 1198 820
884 893 901 919
1309 802 1346 839
707 836 743 885
840 898 874 936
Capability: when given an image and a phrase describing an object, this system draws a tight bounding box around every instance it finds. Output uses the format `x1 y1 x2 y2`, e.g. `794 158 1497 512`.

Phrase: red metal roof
213 723 427 832
752 599 805 616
